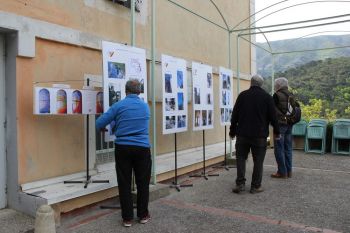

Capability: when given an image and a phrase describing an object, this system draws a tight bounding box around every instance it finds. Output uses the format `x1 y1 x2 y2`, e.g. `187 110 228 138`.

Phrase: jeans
235 136 267 189
115 144 152 221
274 124 293 176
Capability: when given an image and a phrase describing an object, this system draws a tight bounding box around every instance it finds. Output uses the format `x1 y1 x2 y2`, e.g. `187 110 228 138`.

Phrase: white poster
219 67 234 126
102 41 147 140
33 87 101 115
162 54 188 134
192 62 214 131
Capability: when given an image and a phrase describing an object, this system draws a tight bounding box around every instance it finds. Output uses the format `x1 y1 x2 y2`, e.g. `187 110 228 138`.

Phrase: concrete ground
1 149 349 233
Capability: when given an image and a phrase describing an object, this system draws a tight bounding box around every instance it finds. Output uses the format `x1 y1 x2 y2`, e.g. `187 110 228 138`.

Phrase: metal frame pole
150 0 157 185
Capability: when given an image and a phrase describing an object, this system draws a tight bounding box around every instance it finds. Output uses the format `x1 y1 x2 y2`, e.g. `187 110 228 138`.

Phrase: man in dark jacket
230 74 280 194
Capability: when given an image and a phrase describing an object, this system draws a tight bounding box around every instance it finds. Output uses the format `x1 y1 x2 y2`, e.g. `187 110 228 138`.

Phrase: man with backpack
272 77 300 179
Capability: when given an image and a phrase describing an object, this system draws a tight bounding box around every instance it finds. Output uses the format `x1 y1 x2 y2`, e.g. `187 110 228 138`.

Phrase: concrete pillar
34 205 56 233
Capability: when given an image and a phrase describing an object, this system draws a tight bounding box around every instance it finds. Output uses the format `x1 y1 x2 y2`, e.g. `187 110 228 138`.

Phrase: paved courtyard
1 149 349 233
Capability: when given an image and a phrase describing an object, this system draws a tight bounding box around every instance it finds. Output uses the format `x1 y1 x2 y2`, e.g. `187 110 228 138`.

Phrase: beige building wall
17 39 102 183
0 0 252 184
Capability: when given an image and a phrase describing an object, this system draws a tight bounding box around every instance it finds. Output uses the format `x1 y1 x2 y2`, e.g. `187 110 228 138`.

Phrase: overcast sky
254 0 350 42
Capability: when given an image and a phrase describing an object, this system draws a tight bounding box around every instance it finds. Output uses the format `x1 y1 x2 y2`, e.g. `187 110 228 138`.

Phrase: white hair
275 77 288 91
251 74 264 87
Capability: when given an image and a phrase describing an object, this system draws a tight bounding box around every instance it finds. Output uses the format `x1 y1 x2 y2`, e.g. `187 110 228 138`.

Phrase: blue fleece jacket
96 94 150 148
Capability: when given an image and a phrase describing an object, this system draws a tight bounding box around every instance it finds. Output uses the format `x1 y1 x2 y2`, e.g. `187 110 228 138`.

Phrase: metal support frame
169 133 193 191
189 130 219 180
124 0 350 188
64 79 110 188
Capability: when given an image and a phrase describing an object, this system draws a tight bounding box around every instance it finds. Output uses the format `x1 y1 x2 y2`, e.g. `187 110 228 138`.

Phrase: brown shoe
232 184 245 194
250 187 264 194
123 219 132 227
139 214 151 224
287 172 292 178
271 173 287 179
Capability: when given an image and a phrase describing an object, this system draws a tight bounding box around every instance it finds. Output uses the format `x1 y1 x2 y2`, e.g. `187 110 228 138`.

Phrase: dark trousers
115 144 152 221
235 136 267 188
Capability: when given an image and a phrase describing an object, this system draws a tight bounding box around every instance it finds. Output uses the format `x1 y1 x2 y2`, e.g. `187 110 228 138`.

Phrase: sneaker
250 187 264 194
123 220 132 227
271 173 287 179
232 184 245 194
139 214 151 224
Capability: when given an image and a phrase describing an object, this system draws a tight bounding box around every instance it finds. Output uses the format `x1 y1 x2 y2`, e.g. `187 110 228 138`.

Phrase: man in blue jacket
230 75 280 194
96 79 151 227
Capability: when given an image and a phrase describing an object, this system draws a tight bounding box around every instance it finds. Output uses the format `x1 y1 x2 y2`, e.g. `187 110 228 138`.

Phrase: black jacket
230 86 280 138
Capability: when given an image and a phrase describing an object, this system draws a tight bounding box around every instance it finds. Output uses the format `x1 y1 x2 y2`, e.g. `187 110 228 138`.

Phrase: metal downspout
272 54 275 95
236 35 241 94
228 31 233 158
131 0 135 45
151 0 157 184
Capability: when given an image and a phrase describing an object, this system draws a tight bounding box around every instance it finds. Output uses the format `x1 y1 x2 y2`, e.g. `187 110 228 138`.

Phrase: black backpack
281 92 301 125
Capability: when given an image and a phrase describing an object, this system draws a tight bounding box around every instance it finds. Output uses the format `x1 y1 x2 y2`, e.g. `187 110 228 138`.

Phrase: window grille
95 129 115 164
109 0 143 12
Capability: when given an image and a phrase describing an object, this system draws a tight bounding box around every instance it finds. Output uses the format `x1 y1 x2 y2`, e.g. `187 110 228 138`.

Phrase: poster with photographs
219 67 233 126
33 87 101 115
162 54 188 134
192 62 214 131
102 41 147 141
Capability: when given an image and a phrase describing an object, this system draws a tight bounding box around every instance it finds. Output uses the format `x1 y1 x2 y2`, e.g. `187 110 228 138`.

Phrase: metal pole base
100 204 136 209
212 164 236 171
64 177 109 189
189 172 219 180
169 181 193 192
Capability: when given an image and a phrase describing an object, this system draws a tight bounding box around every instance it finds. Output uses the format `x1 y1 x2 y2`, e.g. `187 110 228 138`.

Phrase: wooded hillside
262 57 350 119
257 35 350 77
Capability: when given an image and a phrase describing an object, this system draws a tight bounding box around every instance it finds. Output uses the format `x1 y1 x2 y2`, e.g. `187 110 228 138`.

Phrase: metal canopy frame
232 0 350 94
128 0 350 183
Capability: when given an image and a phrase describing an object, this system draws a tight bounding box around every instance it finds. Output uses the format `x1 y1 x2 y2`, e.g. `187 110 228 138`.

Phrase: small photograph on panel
108 62 125 79
226 91 230 106
229 109 232 120
177 93 184 110
109 83 121 106
202 110 207 126
165 97 176 111
177 70 184 89
222 90 227 105
165 73 173 93
194 87 201 104
227 75 231 89
221 108 225 122
166 116 176 129
96 91 103 114
207 73 212 88
177 115 186 128
130 58 142 74
224 108 230 122
39 88 50 114
222 74 228 89
208 110 213 125
56 89 67 114
207 93 212 105
139 78 145 93
194 110 201 127
72 90 82 114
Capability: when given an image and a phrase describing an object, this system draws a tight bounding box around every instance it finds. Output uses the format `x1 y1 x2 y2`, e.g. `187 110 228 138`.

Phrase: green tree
300 99 337 122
